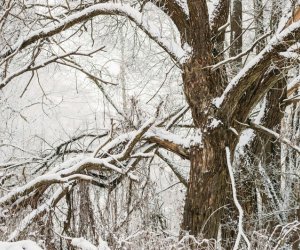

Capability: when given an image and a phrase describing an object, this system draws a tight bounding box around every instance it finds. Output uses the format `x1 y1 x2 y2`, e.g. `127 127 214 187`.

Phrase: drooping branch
8 184 71 241
0 168 94 207
0 132 109 171
0 118 154 207
0 3 186 65
0 118 190 207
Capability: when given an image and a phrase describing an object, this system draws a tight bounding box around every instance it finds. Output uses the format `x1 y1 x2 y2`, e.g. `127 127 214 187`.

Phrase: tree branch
215 20 300 120
0 3 186 65
156 150 188 187
225 147 251 249
150 0 190 43
241 121 300 154
210 0 230 44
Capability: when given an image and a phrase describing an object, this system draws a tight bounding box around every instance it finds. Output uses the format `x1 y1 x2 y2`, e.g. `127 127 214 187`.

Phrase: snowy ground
0 240 43 250
0 238 110 250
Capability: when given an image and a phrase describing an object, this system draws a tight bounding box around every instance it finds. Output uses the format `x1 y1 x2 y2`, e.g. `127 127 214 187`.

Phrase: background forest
0 0 300 249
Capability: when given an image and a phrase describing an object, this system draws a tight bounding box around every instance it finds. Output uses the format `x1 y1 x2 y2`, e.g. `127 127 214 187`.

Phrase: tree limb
242 121 300 154
215 20 300 120
156 150 188 187
0 3 186 65
150 0 190 43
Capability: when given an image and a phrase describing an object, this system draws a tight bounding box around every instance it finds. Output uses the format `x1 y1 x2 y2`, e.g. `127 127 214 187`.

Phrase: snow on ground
0 240 43 250
0 238 110 250
71 237 110 250
71 238 98 250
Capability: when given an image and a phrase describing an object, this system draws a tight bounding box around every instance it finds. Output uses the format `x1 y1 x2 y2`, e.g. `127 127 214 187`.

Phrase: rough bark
4 0 300 247
182 130 236 244
151 0 190 44
180 1 236 244
79 182 97 242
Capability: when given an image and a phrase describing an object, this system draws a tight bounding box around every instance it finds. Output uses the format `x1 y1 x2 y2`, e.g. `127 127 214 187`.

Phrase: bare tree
1 0 300 249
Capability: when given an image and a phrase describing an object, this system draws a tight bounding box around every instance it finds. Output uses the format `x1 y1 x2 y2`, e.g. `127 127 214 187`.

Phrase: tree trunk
240 77 286 231
182 132 235 243
237 0 287 230
181 54 236 245
253 0 265 53
230 0 243 71
180 0 235 245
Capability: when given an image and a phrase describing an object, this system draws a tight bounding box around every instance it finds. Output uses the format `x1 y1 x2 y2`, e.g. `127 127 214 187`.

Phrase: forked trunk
181 56 237 246
180 0 235 241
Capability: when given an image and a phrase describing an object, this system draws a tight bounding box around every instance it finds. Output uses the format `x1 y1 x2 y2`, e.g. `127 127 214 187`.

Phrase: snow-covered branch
214 20 300 119
225 147 250 250
94 127 190 160
8 185 70 241
149 0 189 41
0 3 186 65
0 46 105 90
156 150 188 186
0 117 191 207
0 171 92 206
210 0 230 38
211 31 272 70
147 127 190 159
248 121 300 154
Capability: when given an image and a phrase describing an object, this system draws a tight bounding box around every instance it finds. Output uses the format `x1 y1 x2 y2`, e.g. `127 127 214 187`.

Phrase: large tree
1 0 300 248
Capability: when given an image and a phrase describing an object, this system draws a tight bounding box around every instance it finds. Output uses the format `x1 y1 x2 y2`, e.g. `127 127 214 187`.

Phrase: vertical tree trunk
270 0 282 31
182 132 236 243
230 0 243 70
253 0 265 53
238 0 287 231
78 182 97 243
180 0 235 245
238 72 287 234
181 56 236 245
